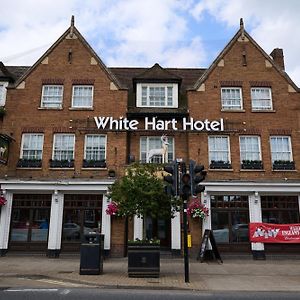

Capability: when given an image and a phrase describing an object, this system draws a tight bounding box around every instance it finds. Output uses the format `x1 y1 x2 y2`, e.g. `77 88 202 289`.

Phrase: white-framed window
136 83 178 108
53 134 75 160
239 136 261 161
251 87 273 110
208 136 231 162
0 81 8 106
72 85 93 108
41 85 63 108
140 136 174 163
20 133 44 160
270 136 293 162
221 87 243 110
84 135 106 161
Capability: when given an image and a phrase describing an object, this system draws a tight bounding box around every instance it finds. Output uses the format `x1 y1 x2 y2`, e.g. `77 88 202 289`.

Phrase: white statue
147 135 169 163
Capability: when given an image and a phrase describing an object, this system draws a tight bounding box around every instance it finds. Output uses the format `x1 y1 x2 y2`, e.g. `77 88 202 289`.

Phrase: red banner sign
250 223 300 243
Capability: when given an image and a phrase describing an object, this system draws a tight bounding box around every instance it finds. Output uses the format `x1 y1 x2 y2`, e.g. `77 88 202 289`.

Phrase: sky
1 0 300 86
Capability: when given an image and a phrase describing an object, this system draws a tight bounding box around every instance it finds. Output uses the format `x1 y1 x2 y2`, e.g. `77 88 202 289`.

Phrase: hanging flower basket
106 201 120 216
187 198 209 219
0 195 7 206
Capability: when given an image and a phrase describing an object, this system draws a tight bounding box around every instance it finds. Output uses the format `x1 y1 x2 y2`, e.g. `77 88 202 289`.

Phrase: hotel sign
94 117 224 131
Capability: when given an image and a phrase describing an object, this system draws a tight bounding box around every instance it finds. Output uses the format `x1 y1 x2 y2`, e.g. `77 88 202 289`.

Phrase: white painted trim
101 194 111 250
20 133 44 159
202 192 212 250
48 191 64 250
52 134 75 160
208 135 231 163
71 85 94 108
171 211 181 250
249 193 264 251
133 215 143 240
221 87 243 110
40 85 63 108
0 191 13 250
269 135 293 163
239 135 262 161
136 83 178 108
251 87 273 111
0 81 8 106
84 134 107 160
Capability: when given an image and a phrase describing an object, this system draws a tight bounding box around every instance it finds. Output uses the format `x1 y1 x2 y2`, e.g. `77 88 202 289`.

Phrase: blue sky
1 0 300 85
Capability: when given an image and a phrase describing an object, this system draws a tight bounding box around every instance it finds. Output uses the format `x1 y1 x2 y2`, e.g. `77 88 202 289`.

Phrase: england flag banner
250 223 300 243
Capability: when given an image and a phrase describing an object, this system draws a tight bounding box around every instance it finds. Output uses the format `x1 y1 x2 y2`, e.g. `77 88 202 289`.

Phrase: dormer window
136 83 178 108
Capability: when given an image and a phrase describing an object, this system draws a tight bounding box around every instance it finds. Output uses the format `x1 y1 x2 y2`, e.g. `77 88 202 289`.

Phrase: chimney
270 48 285 71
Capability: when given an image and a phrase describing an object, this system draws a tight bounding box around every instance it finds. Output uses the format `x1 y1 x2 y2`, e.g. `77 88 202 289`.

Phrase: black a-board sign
197 229 223 263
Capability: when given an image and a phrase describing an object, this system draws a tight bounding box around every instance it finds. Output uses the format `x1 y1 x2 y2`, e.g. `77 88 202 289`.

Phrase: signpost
197 229 222 263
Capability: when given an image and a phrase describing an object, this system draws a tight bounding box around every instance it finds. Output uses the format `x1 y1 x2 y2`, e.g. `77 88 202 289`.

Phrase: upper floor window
221 87 243 110
53 134 75 161
136 83 178 108
21 133 44 160
72 85 93 108
270 136 293 162
140 136 174 163
0 82 8 106
41 85 63 108
239 136 261 161
84 135 106 161
251 88 272 110
208 136 232 169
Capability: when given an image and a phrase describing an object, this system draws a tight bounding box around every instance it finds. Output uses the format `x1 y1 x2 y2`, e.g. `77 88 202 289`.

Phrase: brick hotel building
0 18 300 258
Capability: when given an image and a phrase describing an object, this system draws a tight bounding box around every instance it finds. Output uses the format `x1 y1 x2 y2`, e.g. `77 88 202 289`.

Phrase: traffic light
163 161 178 196
189 160 207 196
180 163 191 199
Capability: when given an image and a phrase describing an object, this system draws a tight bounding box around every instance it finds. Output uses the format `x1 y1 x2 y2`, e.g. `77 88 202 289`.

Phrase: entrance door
211 195 250 252
145 217 171 248
10 194 51 251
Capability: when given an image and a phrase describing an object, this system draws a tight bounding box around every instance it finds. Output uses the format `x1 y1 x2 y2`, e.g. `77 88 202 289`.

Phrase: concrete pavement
1 254 300 291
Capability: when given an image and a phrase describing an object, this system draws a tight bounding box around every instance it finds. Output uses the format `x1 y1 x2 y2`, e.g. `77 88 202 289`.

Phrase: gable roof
191 21 299 92
14 21 125 90
133 63 182 83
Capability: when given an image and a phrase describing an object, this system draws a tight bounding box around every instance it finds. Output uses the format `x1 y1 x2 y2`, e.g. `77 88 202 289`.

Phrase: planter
273 161 295 170
82 159 106 168
17 159 42 168
209 160 232 169
49 159 74 168
127 242 160 278
241 160 263 170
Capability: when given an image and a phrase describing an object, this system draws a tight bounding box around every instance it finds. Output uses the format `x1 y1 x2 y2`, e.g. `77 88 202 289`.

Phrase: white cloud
0 0 299 86
190 0 300 85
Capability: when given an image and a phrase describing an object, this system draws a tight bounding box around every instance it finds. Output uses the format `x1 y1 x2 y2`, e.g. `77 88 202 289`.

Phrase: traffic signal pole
182 193 189 283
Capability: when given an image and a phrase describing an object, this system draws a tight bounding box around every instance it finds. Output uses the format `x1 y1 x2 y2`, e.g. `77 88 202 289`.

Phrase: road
1 288 300 300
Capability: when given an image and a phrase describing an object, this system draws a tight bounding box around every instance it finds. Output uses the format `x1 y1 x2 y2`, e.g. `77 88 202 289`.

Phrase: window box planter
17 159 42 168
273 160 295 170
82 159 106 168
209 160 232 169
49 159 74 168
241 160 263 170
127 241 160 278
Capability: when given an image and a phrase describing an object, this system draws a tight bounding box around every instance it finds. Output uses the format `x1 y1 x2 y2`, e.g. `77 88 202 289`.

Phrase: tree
107 163 181 230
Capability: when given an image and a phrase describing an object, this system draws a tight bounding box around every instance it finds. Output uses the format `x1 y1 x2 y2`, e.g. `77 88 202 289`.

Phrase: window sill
81 167 107 170
240 169 265 172
49 167 75 170
221 109 245 113
38 107 63 110
208 168 233 172
251 110 276 113
69 107 94 111
272 169 297 172
16 167 42 170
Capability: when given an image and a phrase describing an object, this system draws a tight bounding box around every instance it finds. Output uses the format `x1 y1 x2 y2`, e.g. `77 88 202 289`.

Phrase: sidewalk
1 254 300 291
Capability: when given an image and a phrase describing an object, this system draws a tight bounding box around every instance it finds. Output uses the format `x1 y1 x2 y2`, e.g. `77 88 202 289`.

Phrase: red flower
0 195 6 206
187 198 209 219
106 201 119 216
